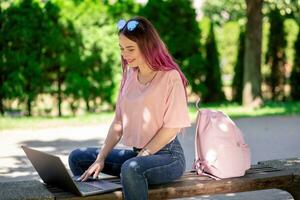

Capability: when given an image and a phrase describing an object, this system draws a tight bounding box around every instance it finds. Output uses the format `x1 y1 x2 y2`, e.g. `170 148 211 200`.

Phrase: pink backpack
193 100 251 180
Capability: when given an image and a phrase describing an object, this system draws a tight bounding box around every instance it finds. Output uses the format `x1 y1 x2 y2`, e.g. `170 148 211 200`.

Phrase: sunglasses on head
117 19 139 31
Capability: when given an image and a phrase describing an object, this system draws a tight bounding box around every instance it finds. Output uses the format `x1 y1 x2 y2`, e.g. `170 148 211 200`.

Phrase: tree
264 0 300 23
202 0 246 25
1 0 48 116
103 0 140 20
203 21 225 102
243 0 263 107
0 6 4 115
265 8 287 100
57 0 119 113
140 0 206 96
43 0 81 117
203 0 300 25
290 29 300 100
232 28 245 104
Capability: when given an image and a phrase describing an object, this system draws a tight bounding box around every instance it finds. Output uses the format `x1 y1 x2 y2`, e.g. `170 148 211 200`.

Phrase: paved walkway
1 116 300 199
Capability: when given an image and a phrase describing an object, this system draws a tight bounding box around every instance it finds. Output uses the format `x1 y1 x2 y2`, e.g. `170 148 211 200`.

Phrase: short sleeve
114 68 131 125
163 71 191 128
115 90 122 124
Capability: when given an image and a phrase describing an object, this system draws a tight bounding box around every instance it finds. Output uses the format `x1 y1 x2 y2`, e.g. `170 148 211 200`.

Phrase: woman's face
119 34 145 68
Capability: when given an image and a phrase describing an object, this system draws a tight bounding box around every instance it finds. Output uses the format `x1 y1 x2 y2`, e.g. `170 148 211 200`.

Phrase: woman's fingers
93 167 101 179
80 170 88 181
78 161 104 182
81 164 102 181
82 168 94 181
80 166 93 181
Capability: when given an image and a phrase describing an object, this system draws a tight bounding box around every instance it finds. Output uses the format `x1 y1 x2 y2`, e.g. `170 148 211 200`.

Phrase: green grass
0 112 114 132
189 101 300 119
1 101 300 131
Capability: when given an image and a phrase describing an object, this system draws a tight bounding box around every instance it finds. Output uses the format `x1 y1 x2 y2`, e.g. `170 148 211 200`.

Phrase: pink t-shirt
115 67 191 148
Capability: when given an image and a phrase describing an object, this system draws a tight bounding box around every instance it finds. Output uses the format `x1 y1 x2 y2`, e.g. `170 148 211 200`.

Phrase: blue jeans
68 137 186 200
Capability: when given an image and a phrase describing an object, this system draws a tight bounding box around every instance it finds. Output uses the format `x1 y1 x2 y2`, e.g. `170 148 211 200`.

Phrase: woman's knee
121 158 143 180
68 148 82 167
68 148 94 166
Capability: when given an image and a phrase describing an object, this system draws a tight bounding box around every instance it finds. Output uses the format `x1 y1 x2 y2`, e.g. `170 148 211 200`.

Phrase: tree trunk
0 96 4 116
27 98 32 116
57 70 63 117
25 80 32 116
86 99 90 112
243 0 263 107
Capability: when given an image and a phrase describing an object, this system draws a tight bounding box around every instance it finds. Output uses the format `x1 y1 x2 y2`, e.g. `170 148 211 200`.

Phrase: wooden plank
147 171 295 199
51 168 295 200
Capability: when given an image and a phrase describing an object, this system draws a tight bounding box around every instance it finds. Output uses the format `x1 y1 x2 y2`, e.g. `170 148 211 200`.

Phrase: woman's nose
122 53 130 60
122 52 129 58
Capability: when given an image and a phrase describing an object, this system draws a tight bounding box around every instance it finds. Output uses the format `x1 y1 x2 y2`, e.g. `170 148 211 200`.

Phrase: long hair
118 16 189 100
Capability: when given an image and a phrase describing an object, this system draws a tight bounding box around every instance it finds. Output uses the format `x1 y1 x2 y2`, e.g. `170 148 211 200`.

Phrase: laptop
22 146 122 196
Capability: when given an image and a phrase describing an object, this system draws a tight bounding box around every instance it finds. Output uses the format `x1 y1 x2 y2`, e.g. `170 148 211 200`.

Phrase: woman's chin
128 64 137 68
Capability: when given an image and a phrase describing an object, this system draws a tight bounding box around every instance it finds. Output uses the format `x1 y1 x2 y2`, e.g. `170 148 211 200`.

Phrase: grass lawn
1 101 300 131
189 101 300 119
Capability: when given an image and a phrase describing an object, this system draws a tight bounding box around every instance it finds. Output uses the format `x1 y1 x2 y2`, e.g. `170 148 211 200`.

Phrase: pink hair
118 16 189 101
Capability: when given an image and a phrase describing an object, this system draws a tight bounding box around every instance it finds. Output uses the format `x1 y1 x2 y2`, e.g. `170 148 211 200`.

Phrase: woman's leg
121 137 186 200
68 147 137 177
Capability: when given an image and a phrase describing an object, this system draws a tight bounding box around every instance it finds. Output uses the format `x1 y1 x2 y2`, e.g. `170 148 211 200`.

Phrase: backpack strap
196 97 201 111
193 159 221 180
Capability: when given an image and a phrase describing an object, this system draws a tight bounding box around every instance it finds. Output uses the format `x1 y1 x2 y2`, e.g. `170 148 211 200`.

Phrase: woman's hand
80 159 105 181
137 148 152 157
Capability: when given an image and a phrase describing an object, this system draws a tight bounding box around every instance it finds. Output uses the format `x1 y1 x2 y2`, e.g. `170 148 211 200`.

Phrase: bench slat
48 166 298 200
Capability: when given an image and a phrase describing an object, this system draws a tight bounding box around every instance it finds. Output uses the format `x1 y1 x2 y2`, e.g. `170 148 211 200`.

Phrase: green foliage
0 6 4 115
202 21 225 102
1 0 133 116
1 0 300 116
1 0 49 116
140 0 206 95
42 0 82 116
103 0 140 20
284 19 299 69
202 0 246 25
201 0 300 102
290 29 300 100
232 28 245 104
53 0 119 112
265 8 287 100
203 0 300 25
264 0 300 23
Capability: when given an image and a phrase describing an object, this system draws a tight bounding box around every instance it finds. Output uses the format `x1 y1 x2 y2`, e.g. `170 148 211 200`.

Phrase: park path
1 116 300 199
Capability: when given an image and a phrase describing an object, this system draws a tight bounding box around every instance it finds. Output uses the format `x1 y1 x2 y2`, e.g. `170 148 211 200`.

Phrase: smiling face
119 34 146 68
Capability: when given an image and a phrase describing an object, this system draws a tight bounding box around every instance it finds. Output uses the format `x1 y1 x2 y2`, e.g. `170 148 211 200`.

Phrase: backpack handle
196 98 201 111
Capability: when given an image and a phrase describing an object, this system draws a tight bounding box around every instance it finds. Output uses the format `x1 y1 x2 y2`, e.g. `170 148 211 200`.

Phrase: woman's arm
80 117 122 181
138 127 180 156
96 117 123 161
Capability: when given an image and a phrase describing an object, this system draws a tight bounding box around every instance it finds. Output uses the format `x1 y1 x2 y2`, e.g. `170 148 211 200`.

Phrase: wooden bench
1 157 300 200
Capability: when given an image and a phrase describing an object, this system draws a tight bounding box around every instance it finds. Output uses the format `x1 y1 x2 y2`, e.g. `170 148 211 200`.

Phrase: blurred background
1 1 300 199
0 0 300 128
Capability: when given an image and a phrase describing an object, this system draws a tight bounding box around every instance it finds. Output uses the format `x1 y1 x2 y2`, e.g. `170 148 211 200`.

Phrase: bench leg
285 187 300 200
282 174 300 200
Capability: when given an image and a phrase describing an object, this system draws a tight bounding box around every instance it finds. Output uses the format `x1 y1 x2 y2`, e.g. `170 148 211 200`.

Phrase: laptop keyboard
74 181 103 193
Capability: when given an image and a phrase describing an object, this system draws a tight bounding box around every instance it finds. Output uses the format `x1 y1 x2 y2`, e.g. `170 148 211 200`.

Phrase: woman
68 16 191 200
